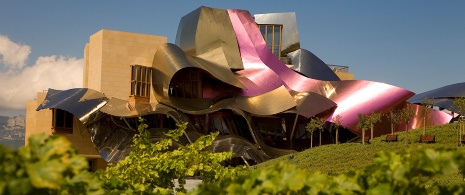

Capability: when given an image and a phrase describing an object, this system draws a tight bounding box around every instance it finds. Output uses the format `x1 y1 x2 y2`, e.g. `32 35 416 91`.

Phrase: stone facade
25 30 168 170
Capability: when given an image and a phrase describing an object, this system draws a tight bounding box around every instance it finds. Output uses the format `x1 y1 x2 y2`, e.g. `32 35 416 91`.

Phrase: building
26 6 452 166
26 30 167 170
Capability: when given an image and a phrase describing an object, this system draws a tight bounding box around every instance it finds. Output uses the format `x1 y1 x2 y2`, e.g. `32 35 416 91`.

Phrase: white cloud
0 35 31 69
0 36 83 111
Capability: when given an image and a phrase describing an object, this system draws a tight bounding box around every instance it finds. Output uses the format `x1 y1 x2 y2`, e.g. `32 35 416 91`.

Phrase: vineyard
2 121 465 194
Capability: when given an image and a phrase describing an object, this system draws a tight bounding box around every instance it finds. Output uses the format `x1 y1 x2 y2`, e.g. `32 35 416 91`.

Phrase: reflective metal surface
409 103 453 130
287 49 341 81
176 6 243 70
152 43 245 109
227 9 419 133
235 86 296 116
409 82 465 103
36 88 109 124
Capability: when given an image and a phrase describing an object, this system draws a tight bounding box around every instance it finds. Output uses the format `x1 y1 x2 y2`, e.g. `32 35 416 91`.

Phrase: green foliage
357 113 370 144
420 97 435 135
367 110 382 140
332 115 343 145
306 117 326 147
400 104 416 144
400 104 415 124
96 118 246 194
305 117 325 134
386 109 401 134
367 109 382 125
194 147 465 194
356 113 370 131
452 97 465 146
0 134 103 194
451 96 465 115
259 123 464 177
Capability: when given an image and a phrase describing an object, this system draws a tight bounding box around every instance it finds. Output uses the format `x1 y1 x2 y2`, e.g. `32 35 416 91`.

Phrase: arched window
169 69 202 99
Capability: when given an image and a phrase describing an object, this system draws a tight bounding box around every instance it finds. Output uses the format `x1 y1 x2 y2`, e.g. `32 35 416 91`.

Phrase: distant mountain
0 115 25 149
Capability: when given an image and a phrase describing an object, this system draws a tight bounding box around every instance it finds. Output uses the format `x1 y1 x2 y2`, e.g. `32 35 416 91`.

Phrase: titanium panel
409 103 453 130
235 86 296 116
152 43 244 109
293 91 337 118
36 88 109 123
287 49 341 81
176 6 244 69
207 135 270 163
228 9 416 134
408 82 465 103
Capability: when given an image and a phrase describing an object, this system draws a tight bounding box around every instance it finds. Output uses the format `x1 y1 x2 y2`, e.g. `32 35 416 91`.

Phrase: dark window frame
52 108 73 134
258 24 283 58
130 65 152 98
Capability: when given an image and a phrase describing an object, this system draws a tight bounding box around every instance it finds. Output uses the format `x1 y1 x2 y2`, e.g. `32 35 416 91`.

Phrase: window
130 65 152 98
52 108 73 134
258 24 283 57
169 69 202 99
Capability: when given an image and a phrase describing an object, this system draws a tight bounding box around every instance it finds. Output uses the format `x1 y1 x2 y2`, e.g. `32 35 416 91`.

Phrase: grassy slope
258 123 465 176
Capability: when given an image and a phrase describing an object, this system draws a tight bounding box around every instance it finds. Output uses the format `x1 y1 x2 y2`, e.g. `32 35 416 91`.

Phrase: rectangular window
257 24 283 58
52 109 73 134
130 65 152 98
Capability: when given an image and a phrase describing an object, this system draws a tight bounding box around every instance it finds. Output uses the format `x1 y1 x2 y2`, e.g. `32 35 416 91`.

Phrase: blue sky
0 1 464 116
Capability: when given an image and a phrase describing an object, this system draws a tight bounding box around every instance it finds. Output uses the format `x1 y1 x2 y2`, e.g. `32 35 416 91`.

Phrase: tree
332 115 343 145
357 113 370 145
0 134 103 194
386 109 401 135
367 109 382 141
96 118 245 194
306 117 326 148
400 104 415 144
420 97 435 135
451 97 465 146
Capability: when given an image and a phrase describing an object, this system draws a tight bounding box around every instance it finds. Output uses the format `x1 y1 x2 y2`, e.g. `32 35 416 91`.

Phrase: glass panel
220 118 229 135
146 83 150 97
274 26 280 44
132 66 136 80
65 112 73 128
141 84 146 97
131 82 136 95
147 69 152 83
192 81 198 98
191 71 198 81
274 46 280 57
56 109 64 128
136 82 141 95
259 25 266 39
141 67 146 82
184 82 192 98
136 67 141 82
213 117 223 133
267 26 273 45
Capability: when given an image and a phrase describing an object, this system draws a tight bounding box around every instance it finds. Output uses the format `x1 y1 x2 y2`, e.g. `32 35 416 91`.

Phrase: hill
258 123 464 175
0 115 25 149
